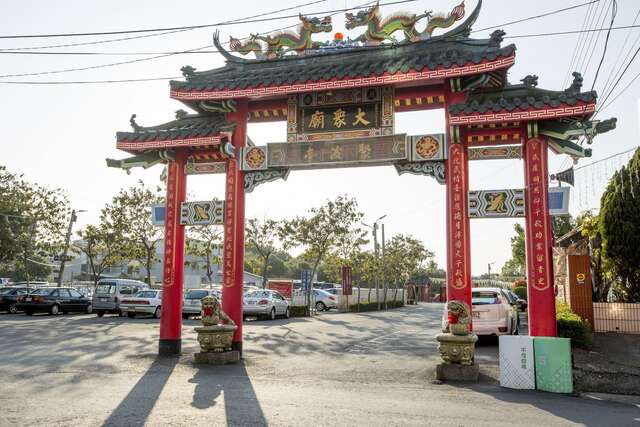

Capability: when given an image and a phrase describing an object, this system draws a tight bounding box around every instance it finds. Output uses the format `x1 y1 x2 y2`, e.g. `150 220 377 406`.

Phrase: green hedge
349 300 404 312
513 286 528 300
556 301 593 350
289 306 309 317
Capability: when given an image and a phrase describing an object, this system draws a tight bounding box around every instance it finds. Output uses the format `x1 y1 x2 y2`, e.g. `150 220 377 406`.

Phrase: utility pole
57 209 86 286
362 215 386 310
381 223 387 310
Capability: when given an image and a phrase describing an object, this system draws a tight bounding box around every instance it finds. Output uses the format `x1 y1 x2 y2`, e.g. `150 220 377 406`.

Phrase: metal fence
593 303 640 334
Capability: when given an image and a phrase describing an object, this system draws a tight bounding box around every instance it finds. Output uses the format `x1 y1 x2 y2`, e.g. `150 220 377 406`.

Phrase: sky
1 0 637 275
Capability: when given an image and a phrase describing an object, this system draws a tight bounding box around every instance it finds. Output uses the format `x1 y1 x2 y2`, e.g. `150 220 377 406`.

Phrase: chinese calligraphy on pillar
162 162 179 287
446 143 471 295
223 159 237 288
524 137 557 336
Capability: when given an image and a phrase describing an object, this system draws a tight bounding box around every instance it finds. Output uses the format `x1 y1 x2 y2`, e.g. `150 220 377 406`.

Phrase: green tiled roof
116 112 234 142
170 38 515 93
448 84 597 116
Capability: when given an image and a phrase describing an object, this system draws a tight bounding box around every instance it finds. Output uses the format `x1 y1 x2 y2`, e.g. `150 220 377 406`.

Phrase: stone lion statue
201 296 235 327
442 300 470 335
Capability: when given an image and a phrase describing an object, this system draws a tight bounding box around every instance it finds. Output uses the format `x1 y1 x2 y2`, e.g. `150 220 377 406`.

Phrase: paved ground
0 303 639 427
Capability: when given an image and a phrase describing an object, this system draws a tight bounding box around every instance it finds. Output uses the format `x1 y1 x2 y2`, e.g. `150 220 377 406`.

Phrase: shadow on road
189 361 267 426
102 356 177 427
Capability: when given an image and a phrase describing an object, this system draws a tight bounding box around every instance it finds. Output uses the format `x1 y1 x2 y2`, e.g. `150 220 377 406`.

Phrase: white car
183 288 221 319
313 289 337 311
243 290 289 320
470 287 519 336
120 289 162 319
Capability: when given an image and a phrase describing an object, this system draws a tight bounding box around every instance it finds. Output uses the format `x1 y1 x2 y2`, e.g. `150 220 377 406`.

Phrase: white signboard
548 187 570 216
499 335 535 390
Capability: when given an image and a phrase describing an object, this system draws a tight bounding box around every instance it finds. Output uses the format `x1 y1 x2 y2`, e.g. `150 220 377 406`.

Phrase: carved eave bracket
394 161 445 184
106 150 175 174
244 169 290 193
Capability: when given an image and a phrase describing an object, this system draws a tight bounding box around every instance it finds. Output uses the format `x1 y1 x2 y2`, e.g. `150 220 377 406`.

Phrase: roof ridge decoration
216 0 481 62
230 14 332 60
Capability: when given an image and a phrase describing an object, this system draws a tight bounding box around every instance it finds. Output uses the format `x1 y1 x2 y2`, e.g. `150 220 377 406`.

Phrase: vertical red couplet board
445 141 472 307
523 137 557 336
159 150 188 356
222 99 248 353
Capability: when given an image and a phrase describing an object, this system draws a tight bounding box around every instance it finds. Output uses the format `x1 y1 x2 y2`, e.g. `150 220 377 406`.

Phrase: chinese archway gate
109 0 615 356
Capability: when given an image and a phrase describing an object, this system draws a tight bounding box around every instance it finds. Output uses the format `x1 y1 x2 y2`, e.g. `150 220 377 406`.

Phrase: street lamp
362 215 387 309
57 209 87 286
487 261 495 279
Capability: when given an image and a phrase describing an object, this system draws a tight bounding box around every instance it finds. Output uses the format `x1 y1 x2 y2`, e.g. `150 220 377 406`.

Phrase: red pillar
523 136 557 336
159 150 188 356
444 85 472 310
222 99 248 354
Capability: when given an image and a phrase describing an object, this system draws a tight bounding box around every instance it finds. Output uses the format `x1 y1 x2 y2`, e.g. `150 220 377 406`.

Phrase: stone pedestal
194 324 240 365
436 332 479 382
436 362 479 382
194 350 240 364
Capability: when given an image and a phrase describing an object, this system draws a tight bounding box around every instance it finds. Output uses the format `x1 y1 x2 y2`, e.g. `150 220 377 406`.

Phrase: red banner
267 280 293 299
342 266 353 296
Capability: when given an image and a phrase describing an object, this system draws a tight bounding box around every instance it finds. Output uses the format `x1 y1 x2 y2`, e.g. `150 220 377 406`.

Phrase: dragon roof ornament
221 0 481 61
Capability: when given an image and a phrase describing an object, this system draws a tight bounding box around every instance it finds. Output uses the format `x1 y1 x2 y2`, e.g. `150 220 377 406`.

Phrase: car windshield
472 291 499 305
95 284 116 294
186 290 209 299
136 291 158 299
32 288 55 296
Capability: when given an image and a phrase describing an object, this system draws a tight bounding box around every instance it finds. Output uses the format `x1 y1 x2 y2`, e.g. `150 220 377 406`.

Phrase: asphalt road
0 303 638 427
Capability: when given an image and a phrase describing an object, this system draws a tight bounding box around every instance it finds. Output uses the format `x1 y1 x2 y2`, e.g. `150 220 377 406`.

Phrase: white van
92 279 150 317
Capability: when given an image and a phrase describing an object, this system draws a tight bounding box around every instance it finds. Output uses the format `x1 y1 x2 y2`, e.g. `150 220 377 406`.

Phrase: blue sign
301 269 312 291
548 187 570 216
151 205 166 226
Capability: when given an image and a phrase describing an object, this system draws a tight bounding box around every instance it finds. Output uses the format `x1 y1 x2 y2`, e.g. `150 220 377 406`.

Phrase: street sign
548 187 570 216
151 204 166 226
341 266 352 296
180 199 225 226
301 269 312 291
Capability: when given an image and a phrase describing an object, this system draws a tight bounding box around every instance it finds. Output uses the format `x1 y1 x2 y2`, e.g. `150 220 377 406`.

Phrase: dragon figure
345 0 466 45
230 14 332 59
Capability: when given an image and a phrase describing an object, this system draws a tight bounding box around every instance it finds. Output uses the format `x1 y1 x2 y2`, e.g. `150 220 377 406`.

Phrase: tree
186 225 222 285
0 165 69 281
102 182 163 285
245 218 280 288
320 228 368 284
599 149 640 302
280 196 364 312
384 234 432 303
501 223 526 277
75 225 127 285
579 212 615 302
553 214 576 239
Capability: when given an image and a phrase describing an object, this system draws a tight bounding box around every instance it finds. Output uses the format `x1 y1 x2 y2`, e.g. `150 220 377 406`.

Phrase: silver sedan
243 290 290 321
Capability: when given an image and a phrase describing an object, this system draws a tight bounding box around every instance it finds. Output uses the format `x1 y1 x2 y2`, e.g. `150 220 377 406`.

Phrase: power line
563 0 599 88
0 0 328 39
590 0 617 90
575 0 609 77
0 0 414 40
472 0 598 33
574 146 639 171
505 23 640 39
0 0 327 52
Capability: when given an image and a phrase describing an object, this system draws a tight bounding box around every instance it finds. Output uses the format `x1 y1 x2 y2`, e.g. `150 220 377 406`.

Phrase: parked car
16 287 92 315
120 289 163 318
182 288 221 319
313 289 337 311
243 290 289 320
92 279 150 317
0 287 32 313
470 287 518 336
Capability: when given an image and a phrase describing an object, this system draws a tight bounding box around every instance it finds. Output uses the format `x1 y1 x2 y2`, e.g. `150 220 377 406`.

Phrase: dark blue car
0 287 32 314
16 287 92 315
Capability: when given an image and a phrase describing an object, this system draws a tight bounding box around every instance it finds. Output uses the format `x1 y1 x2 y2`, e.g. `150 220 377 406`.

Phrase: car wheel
86 304 93 314
269 307 276 321
285 307 290 319
182 313 189 320
96 310 105 317
50 304 60 315
127 312 136 319
8 304 18 314
153 306 161 319
315 301 326 312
